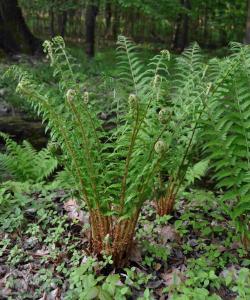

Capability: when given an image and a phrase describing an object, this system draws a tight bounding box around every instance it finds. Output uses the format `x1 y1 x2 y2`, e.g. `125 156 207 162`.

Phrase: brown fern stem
89 206 111 249
156 182 177 216
90 208 140 268
242 234 250 253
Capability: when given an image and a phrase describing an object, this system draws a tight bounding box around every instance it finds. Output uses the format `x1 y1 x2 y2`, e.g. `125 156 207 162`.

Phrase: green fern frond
185 159 210 185
0 132 58 183
202 44 250 240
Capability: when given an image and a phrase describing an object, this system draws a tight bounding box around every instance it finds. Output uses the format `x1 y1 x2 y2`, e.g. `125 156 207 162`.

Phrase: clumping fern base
156 194 175 217
156 182 177 216
90 210 140 267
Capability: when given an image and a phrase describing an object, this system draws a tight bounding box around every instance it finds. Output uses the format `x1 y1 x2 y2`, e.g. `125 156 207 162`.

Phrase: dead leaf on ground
31 248 50 257
161 268 186 287
63 198 88 223
147 279 163 289
159 225 179 244
154 263 162 271
0 287 12 298
129 242 142 264
47 288 61 300
38 292 47 300
220 265 239 280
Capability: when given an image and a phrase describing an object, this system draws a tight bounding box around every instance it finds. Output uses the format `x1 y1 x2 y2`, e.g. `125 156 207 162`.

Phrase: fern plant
0 132 58 183
153 43 210 216
202 43 250 249
5 36 173 267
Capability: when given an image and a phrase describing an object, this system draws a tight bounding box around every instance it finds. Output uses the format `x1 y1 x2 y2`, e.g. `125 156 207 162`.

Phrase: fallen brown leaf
63 198 88 223
47 288 61 300
161 268 186 287
159 225 179 244
32 248 50 257
129 242 142 264
38 292 47 300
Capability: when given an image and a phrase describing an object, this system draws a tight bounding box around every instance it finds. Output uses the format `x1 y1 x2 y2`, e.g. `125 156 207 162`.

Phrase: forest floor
0 184 249 299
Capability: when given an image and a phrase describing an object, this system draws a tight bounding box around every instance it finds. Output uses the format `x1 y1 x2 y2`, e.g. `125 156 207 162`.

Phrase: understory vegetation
0 36 249 299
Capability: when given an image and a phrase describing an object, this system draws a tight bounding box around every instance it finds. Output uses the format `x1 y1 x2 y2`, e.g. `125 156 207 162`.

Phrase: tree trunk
112 5 119 41
245 0 250 44
219 29 227 47
181 0 190 49
58 11 68 38
172 13 182 50
50 8 55 37
85 3 98 58
105 0 112 38
203 3 208 46
0 0 41 54
172 0 191 52
130 9 135 38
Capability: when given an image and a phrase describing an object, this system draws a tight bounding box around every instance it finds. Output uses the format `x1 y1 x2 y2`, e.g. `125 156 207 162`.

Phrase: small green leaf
99 289 113 300
85 287 99 300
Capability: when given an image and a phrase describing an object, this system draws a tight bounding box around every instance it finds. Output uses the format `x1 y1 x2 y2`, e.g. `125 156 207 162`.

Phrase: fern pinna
203 43 250 249
6 36 171 267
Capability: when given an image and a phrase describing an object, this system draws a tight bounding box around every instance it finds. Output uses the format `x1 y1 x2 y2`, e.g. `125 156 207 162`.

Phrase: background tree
1 0 248 57
245 0 250 43
172 0 191 51
0 0 41 54
85 1 99 57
